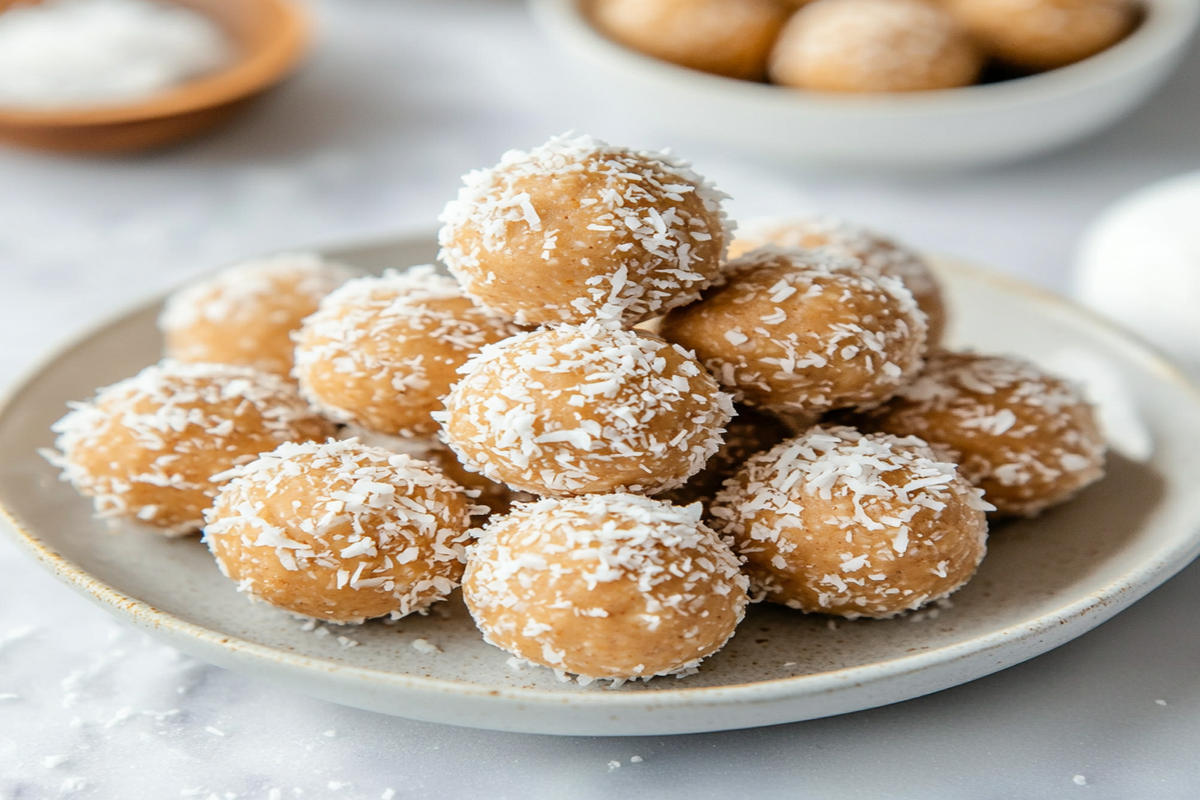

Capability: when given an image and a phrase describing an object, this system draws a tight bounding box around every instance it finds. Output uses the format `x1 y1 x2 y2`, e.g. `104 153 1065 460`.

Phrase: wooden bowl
0 0 311 153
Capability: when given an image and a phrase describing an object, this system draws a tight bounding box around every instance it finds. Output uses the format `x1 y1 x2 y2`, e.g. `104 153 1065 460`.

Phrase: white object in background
0 0 234 109
1075 171 1200 377
529 0 1200 169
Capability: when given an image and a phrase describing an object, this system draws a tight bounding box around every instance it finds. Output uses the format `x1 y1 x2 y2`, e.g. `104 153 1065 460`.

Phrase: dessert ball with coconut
47 360 335 535
293 266 522 438
463 493 748 681
769 0 983 93
437 320 735 496
711 425 991 618
204 438 477 624
858 351 1106 516
592 0 790 81
729 215 948 344
159 252 359 376
660 247 927 417
437 134 731 326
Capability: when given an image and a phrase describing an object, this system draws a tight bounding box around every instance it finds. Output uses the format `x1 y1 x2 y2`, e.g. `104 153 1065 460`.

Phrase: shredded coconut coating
159 252 360 375
592 0 790 81
858 350 1107 517
462 493 749 681
203 438 478 623
769 0 982 93
944 0 1135 71
729 215 947 344
437 133 732 326
45 360 335 535
293 266 523 438
659 404 790 508
710 425 991 618
437 320 735 496
660 247 928 416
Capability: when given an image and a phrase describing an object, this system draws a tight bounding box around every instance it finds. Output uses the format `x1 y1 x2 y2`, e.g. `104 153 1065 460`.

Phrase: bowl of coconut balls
29 133 1122 705
530 0 1200 168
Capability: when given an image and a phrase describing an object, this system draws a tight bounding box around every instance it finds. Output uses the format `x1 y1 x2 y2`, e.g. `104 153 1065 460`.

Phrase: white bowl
530 0 1200 169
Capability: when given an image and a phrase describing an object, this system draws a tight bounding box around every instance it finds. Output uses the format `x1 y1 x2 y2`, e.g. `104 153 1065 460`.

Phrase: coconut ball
945 0 1135 71
858 351 1107 516
711 425 991 618
659 405 791 507
729 215 948 344
47 360 335 535
204 439 476 623
438 320 735 496
769 0 983 93
437 133 731 326
293 266 522 439
660 247 927 417
159 252 359 376
592 0 790 81
463 493 748 681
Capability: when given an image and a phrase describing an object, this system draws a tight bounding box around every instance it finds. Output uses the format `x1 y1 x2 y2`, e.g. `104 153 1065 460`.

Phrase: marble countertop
2 1 1199 796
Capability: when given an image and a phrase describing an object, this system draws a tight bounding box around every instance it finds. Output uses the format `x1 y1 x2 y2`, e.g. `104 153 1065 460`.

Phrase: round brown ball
48 360 335 535
711 425 991 618
660 247 927 416
293 266 522 438
463 493 748 681
729 215 948 344
592 0 790 81
159 252 359 376
770 0 983 93
438 320 735 496
437 134 730 326
858 350 1107 516
204 438 476 623
945 0 1135 71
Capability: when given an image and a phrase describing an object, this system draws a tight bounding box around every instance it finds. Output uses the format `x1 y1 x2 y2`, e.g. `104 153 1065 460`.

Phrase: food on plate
438 320 734 496
729 215 947 344
159 252 359 376
204 438 477 623
710 425 991 617
591 0 790 81
293 266 522 438
855 350 1106 516
46 360 334 535
437 133 730 326
462 493 748 681
660 246 927 416
768 0 983 93
944 0 1136 71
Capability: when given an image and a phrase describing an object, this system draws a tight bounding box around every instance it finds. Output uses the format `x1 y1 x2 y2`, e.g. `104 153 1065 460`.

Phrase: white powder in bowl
0 0 235 109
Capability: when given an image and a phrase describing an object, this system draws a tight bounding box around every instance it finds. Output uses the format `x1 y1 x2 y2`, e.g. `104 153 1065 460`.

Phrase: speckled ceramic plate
4 232 1200 736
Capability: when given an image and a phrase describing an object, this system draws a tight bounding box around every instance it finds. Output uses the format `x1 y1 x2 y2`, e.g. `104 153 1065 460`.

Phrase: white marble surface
2 0 1200 796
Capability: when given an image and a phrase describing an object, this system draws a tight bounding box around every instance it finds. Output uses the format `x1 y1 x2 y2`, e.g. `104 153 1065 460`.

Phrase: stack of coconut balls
47 134 1106 684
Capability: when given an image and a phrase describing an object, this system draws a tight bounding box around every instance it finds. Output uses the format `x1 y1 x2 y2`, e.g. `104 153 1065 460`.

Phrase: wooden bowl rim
0 0 310 127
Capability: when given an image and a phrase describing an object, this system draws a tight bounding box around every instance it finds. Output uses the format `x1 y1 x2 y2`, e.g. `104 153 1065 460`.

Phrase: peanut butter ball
711 425 991 618
858 351 1107 516
945 0 1135 71
660 247 927 416
437 134 731 326
47 360 335 535
592 0 790 81
437 320 735 496
293 266 522 438
204 439 476 623
463 493 748 682
770 0 983 93
729 215 948 344
159 252 359 376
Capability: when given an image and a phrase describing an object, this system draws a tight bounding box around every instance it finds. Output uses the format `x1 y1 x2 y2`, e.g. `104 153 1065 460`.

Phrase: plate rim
4 233 1200 730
